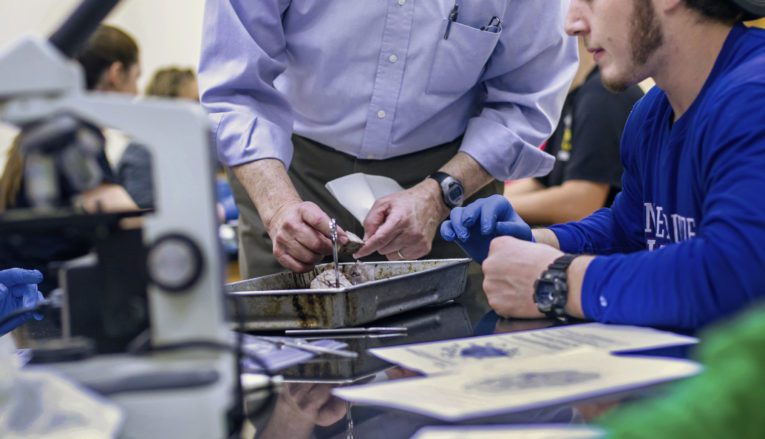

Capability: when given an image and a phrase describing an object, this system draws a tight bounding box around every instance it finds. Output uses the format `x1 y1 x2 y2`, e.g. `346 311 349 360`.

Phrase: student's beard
603 0 664 92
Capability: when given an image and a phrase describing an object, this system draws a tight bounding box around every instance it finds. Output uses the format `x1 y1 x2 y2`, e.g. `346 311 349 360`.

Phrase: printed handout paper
333 348 701 421
370 323 698 374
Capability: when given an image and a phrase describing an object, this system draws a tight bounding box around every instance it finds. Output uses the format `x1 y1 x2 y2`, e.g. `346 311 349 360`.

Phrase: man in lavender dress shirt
199 0 578 277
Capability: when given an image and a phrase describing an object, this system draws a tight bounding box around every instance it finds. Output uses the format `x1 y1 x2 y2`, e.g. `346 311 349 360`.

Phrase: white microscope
0 0 271 437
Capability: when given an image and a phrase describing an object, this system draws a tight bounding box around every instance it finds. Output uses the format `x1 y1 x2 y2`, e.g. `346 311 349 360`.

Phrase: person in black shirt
504 37 644 225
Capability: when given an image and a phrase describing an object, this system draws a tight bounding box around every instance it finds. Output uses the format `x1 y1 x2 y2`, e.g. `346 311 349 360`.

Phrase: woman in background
0 24 140 216
0 25 141 338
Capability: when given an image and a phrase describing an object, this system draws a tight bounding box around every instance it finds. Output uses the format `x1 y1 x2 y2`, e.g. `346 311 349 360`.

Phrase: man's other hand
354 181 447 260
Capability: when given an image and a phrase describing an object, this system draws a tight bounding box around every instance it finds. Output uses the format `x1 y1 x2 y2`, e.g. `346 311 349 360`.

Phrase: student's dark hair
684 0 745 23
75 25 139 90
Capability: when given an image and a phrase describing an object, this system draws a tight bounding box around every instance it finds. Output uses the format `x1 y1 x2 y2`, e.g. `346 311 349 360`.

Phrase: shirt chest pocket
426 19 501 95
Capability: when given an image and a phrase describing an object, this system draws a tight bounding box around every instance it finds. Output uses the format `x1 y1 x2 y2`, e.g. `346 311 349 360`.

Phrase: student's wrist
564 255 593 319
532 228 560 248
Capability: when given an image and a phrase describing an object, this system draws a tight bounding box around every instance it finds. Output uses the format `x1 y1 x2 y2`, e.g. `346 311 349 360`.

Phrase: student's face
565 0 664 91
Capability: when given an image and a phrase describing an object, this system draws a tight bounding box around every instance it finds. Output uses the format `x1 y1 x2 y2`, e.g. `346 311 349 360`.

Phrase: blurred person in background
144 67 198 100
0 25 140 339
0 24 140 292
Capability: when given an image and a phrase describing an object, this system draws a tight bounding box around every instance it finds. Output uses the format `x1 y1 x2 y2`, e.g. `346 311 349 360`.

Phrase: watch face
448 184 464 202
535 280 557 311
443 178 464 207
432 173 465 208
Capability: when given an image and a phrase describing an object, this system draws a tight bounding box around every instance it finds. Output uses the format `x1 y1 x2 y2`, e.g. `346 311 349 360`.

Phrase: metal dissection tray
225 258 470 330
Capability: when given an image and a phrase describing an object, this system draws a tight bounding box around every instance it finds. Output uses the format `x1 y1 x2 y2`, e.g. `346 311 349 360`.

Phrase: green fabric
603 304 765 439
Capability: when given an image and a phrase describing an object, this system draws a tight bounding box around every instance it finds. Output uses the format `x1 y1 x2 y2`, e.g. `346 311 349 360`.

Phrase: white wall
0 0 206 170
0 0 206 90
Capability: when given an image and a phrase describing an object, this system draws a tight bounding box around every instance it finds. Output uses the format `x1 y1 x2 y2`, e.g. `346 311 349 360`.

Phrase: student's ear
105 61 126 90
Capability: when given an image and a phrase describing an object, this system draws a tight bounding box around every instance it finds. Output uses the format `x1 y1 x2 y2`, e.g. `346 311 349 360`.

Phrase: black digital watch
534 254 578 321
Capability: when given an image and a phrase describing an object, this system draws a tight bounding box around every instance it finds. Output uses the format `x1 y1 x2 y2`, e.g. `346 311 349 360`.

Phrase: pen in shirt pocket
443 2 460 39
481 16 502 33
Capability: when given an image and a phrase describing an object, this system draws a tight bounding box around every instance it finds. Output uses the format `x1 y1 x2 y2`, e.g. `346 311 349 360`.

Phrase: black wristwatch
534 254 578 321
429 171 465 209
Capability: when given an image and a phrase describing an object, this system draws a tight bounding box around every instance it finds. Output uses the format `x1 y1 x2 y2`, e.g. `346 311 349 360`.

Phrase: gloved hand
0 268 44 335
440 194 532 263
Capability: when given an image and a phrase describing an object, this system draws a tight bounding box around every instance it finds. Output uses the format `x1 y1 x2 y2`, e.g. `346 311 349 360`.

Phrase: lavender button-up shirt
199 0 577 180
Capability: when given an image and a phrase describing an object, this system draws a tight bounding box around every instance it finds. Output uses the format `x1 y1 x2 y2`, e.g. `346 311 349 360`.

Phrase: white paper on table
325 173 404 224
370 323 698 374
333 348 702 421
412 424 605 439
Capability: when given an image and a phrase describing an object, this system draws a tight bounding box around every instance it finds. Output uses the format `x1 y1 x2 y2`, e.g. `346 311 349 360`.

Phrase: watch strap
548 254 578 273
429 171 451 182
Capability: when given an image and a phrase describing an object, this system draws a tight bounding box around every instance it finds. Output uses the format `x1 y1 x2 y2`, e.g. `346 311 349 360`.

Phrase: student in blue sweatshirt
442 0 765 330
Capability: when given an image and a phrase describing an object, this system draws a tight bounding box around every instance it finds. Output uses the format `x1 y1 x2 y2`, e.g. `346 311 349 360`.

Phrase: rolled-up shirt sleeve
199 0 294 168
460 1 578 180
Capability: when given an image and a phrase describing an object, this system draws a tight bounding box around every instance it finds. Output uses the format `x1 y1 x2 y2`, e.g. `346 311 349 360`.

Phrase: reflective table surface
247 268 691 439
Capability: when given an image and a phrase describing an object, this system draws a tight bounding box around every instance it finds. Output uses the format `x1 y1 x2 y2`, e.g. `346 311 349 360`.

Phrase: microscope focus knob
147 234 204 293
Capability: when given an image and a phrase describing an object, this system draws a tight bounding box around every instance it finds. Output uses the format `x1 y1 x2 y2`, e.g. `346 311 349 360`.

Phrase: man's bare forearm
508 180 610 225
440 152 495 198
503 178 544 197
232 159 302 229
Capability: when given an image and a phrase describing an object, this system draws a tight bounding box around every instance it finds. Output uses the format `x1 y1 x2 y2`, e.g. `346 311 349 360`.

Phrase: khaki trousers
228 135 502 278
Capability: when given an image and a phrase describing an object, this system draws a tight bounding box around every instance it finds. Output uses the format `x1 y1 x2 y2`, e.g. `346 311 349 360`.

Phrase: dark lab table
248 267 692 439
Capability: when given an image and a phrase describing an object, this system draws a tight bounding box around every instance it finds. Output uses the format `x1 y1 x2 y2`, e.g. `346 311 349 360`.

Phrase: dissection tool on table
285 327 408 336
250 335 358 359
329 218 340 288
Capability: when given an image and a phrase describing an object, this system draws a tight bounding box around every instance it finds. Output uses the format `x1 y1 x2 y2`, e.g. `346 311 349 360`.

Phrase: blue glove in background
216 179 239 222
440 195 532 263
0 268 44 335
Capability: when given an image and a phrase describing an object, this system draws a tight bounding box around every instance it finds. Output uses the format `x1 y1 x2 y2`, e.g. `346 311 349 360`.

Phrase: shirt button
599 296 608 307
397 0 406 5
377 110 386 119
388 54 398 63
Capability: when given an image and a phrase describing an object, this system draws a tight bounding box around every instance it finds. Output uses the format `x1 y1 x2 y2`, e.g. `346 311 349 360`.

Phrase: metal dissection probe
330 218 340 288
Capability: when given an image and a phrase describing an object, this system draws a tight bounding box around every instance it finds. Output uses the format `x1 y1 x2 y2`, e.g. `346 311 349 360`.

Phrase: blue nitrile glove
0 268 44 335
440 195 532 263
